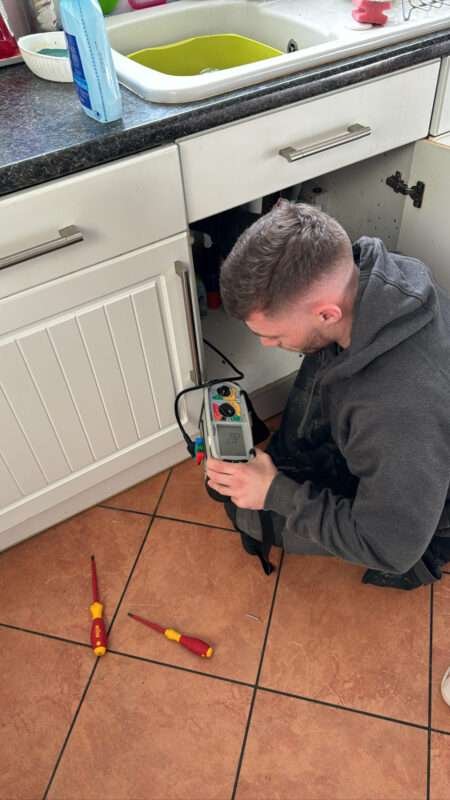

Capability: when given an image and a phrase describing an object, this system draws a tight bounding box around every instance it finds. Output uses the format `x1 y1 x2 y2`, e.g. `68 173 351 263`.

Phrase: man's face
245 306 332 355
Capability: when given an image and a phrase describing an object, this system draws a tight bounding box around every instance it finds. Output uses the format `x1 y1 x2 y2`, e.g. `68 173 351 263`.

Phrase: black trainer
362 568 423 591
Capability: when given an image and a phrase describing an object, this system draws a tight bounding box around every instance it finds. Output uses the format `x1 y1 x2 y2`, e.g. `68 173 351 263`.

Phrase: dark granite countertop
2 26 450 197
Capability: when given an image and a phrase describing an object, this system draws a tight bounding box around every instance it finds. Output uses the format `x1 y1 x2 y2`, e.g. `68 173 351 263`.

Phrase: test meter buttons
217 385 231 397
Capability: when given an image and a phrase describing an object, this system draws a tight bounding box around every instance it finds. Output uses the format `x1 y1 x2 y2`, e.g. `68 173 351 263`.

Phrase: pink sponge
352 0 391 26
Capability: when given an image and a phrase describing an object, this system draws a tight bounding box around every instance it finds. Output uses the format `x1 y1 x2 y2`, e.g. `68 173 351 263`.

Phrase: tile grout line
431 727 450 737
97 503 153 517
42 472 173 800
42 657 100 800
230 550 286 800
154 512 235 534
258 685 432 733
93 645 441 735
97 467 174 519
96 510 238 536
0 621 92 650
152 468 174 515
107 647 255 688
426 583 434 800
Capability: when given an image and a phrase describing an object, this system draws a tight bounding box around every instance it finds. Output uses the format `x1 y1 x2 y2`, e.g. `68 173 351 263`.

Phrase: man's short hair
220 200 352 320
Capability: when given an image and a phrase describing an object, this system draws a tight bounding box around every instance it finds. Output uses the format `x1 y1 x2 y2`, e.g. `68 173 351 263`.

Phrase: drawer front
430 57 450 136
179 61 440 223
0 145 186 298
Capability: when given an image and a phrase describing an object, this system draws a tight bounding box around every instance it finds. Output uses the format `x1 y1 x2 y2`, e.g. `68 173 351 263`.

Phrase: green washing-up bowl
127 34 283 77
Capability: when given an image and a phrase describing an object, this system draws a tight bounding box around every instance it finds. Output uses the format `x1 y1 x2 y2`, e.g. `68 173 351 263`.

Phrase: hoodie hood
323 236 437 384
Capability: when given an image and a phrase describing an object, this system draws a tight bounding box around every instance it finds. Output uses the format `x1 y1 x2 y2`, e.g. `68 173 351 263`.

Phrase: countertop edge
1 29 450 198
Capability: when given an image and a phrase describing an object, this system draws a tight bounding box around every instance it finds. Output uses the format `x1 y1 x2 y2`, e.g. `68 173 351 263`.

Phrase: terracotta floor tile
0 627 93 800
48 652 252 800
260 556 430 725
102 471 169 514
431 575 450 732
430 732 450 800
236 690 427 800
0 506 149 642
157 458 234 528
110 517 280 683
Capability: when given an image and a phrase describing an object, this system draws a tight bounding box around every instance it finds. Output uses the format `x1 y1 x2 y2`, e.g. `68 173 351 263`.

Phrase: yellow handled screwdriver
90 555 107 656
128 612 214 658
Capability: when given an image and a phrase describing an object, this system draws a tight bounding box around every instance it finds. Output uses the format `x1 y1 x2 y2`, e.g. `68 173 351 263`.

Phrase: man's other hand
206 449 278 510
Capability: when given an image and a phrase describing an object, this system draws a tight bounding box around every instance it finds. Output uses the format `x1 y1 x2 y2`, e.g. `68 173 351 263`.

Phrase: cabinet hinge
385 171 425 208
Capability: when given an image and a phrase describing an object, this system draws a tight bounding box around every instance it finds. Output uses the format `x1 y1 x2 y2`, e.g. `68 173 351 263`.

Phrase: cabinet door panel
132 284 175 429
0 380 47 496
0 342 70 483
0 234 198 543
50 319 118 460
78 306 140 450
105 294 160 440
398 136 450 293
19 330 94 472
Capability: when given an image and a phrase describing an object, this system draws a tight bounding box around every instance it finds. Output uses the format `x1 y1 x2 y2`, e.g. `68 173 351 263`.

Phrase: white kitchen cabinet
0 231 201 550
0 144 204 549
178 61 440 222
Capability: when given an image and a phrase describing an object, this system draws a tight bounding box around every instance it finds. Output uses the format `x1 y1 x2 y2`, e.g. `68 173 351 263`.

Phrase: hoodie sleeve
264 399 449 573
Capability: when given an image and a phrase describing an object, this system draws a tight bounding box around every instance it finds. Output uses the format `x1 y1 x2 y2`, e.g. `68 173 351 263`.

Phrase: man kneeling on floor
206 200 450 590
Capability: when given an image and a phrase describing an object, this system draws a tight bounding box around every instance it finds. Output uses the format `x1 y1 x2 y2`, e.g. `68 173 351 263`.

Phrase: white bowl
18 31 73 83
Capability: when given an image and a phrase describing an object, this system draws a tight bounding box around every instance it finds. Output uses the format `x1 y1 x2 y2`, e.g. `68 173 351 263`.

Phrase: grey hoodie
264 237 450 574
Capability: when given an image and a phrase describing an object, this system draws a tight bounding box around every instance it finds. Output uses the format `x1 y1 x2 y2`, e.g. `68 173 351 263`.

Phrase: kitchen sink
107 0 450 104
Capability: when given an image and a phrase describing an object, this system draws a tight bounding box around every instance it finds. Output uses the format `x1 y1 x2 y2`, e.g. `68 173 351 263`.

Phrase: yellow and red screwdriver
90 555 107 657
128 612 214 658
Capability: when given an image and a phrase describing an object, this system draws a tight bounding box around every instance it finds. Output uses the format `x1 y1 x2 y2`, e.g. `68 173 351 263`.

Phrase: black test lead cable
174 338 244 457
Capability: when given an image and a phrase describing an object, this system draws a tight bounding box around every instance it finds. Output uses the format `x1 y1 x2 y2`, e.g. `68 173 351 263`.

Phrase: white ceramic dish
18 31 73 83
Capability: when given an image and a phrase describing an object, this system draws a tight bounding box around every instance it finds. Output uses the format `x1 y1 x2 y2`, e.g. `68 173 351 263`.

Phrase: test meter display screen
216 425 247 458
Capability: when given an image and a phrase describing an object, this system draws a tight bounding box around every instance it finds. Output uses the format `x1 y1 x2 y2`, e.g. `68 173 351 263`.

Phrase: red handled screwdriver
128 612 214 658
90 555 107 657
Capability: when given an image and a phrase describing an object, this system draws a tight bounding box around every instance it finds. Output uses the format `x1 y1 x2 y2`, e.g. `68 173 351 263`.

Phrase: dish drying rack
402 0 450 21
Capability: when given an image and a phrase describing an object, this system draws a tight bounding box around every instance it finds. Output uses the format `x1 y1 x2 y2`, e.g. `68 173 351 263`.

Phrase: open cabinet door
397 135 450 293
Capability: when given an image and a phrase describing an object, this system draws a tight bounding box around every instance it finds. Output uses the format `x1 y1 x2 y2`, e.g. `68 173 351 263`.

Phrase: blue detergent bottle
60 0 122 123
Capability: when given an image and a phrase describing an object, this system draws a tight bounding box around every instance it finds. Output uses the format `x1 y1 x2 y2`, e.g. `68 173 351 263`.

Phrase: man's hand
206 449 278 510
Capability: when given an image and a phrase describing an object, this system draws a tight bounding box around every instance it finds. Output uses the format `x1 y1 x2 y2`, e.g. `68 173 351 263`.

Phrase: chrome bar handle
175 261 202 385
279 124 371 163
0 225 84 271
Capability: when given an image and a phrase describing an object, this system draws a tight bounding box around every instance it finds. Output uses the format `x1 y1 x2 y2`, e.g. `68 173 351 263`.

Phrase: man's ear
317 304 343 325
